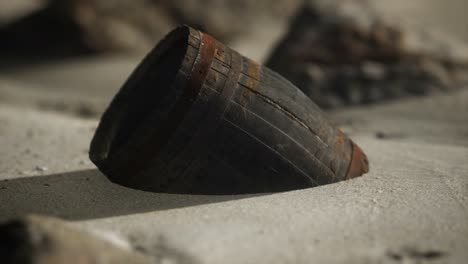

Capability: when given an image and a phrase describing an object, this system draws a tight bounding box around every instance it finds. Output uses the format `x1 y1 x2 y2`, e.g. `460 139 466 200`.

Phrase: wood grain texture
90 26 367 194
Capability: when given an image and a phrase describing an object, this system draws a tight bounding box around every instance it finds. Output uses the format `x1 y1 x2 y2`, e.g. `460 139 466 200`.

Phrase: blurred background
0 0 467 118
1 2 467 262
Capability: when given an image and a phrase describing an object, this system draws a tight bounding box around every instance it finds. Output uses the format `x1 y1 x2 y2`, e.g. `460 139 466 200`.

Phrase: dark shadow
0 4 95 70
0 169 264 221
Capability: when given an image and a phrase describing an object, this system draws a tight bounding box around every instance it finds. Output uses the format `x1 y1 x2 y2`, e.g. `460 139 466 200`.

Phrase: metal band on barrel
345 141 369 179
187 31 217 98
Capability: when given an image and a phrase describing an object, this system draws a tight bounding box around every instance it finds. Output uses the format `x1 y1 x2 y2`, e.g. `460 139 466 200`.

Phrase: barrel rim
89 26 194 177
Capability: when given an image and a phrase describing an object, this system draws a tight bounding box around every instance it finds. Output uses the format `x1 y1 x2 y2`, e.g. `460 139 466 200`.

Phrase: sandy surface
1 3 468 262
0 55 467 262
0 56 140 118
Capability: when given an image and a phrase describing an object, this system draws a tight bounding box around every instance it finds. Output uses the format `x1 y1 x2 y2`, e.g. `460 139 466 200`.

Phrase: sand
0 54 467 263
1 2 468 262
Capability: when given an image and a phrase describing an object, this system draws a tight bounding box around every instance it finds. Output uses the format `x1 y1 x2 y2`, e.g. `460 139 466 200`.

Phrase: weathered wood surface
90 26 368 194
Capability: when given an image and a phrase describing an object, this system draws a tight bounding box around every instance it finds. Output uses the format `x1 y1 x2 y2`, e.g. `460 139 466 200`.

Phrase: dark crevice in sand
387 248 446 261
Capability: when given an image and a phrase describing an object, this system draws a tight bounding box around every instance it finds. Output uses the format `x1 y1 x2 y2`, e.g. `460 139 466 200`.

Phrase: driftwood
90 26 368 195
266 0 468 108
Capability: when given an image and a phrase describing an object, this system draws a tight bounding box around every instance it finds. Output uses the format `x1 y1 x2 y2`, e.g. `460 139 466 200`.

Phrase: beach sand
0 55 467 263
1 1 468 262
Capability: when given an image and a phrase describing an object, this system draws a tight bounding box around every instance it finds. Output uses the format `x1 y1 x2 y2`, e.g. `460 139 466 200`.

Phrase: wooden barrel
90 26 369 194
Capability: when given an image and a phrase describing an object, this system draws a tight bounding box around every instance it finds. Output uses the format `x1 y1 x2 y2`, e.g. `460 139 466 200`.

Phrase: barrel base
346 142 369 179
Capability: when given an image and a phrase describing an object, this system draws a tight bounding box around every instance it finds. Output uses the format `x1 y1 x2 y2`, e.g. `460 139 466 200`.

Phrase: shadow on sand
0 169 264 221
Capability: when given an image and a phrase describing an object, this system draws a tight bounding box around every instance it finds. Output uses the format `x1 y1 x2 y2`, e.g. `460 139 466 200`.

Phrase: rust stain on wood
239 60 261 107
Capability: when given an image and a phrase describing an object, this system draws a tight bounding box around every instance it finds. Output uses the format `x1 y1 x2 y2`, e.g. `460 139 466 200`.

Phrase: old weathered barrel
89 26 369 194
